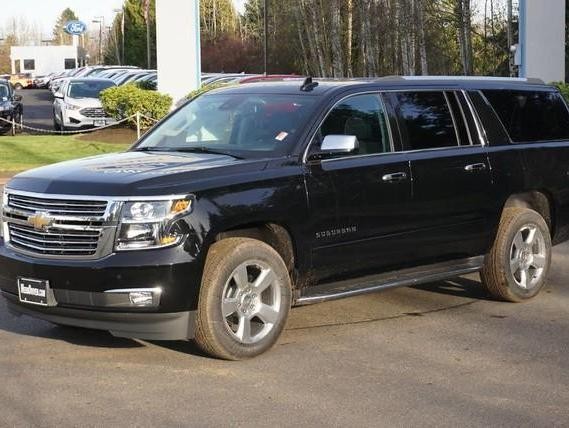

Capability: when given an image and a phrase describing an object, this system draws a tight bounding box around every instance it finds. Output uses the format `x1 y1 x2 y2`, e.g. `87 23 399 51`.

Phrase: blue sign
64 20 87 36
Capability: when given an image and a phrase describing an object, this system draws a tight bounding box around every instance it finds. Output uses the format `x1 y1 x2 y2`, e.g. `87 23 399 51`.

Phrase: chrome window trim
453 91 475 146
443 91 462 148
462 90 487 147
304 88 490 165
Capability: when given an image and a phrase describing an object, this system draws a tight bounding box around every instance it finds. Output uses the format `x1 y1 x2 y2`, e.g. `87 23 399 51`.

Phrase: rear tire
194 238 291 360
14 83 23 90
480 207 551 302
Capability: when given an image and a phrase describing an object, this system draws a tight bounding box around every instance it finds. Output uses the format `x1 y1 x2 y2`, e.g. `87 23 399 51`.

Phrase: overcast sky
1 0 247 38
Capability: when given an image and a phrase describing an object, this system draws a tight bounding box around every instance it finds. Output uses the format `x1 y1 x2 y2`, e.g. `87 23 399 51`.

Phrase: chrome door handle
464 163 487 172
382 172 408 182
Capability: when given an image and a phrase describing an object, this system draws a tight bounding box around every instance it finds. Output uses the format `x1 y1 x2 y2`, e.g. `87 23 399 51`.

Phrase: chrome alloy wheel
221 260 282 344
509 223 547 290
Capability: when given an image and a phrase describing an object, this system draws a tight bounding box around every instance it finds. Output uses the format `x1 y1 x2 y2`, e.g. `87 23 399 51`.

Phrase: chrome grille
2 191 117 259
8 223 101 256
8 194 107 216
80 107 106 118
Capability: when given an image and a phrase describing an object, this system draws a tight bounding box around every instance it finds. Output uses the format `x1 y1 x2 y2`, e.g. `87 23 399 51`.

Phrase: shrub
100 84 172 129
551 81 569 102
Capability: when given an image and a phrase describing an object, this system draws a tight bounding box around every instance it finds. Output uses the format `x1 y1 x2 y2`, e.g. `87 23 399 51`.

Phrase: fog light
129 291 154 306
104 287 162 308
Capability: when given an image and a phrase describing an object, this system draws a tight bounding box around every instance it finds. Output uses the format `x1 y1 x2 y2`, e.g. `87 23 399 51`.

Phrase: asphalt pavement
17 88 54 131
0 229 568 426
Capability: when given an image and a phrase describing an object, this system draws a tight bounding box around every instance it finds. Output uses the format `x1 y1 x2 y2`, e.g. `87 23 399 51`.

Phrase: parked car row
0 77 23 133
0 73 34 90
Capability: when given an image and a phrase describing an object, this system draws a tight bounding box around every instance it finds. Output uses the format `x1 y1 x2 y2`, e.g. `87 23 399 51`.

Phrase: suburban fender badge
27 213 54 231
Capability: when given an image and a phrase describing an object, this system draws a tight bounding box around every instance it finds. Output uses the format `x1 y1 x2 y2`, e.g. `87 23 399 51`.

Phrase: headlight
115 197 193 251
65 102 81 111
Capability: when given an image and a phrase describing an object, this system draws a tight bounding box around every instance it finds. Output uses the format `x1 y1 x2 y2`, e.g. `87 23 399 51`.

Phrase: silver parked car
53 78 116 131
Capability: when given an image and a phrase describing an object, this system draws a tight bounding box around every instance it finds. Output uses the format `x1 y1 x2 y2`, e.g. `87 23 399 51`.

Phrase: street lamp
92 16 104 64
113 8 125 65
263 0 268 75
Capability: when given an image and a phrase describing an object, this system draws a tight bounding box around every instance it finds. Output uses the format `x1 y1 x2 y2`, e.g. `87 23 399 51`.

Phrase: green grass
0 135 130 173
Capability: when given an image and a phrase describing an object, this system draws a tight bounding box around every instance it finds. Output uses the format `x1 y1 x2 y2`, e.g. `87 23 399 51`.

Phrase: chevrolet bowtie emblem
27 213 54 231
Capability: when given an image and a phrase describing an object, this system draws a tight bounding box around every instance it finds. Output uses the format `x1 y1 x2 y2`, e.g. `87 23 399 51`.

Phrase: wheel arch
214 222 297 275
503 190 555 237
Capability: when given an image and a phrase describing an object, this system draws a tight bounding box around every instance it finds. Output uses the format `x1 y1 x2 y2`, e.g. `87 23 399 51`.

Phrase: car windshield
136 93 318 158
68 81 115 99
0 84 9 98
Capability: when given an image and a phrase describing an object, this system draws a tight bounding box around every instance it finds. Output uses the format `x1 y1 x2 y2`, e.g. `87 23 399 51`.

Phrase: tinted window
390 91 458 150
320 94 390 155
483 90 569 142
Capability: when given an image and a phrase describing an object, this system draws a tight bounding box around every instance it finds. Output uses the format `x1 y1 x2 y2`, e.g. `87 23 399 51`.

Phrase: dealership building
10 44 85 77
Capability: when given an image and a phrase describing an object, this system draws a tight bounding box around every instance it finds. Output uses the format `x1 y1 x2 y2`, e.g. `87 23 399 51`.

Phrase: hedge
100 84 172 129
552 81 569 102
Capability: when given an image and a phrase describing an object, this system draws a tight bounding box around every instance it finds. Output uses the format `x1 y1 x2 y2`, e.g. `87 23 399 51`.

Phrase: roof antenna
300 76 318 92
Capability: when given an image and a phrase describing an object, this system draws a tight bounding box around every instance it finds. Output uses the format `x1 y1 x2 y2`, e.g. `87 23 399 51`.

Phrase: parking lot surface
1 232 568 426
18 89 54 131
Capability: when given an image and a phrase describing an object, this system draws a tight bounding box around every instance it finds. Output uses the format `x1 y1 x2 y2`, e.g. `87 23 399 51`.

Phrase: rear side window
389 91 458 150
483 90 569 142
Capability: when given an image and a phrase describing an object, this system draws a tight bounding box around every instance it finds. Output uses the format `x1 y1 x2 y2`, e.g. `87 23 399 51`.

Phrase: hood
67 97 103 108
7 151 270 196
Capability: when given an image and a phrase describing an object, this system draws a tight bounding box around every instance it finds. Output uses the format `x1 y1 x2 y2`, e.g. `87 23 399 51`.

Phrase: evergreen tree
52 8 79 45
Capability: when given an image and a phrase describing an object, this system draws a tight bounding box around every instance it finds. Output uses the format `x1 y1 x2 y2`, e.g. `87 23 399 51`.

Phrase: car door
304 92 413 283
384 90 496 265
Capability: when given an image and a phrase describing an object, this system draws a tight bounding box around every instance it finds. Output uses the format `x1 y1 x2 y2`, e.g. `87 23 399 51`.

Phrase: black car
1 77 569 359
0 79 23 133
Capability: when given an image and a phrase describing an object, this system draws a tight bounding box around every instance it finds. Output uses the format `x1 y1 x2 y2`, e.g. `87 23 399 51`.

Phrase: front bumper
3 291 196 340
63 111 117 128
0 240 203 340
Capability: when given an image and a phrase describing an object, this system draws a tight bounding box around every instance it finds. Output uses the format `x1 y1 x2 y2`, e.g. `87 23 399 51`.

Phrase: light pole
92 16 104 64
263 0 268 75
113 8 125 65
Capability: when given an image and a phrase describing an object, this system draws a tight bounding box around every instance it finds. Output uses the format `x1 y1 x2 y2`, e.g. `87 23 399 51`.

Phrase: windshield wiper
170 147 244 159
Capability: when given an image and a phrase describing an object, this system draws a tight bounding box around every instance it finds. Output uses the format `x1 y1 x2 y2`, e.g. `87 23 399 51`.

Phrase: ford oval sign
64 20 87 36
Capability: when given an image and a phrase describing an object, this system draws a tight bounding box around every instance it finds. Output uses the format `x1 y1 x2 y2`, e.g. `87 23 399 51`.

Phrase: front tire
480 207 551 302
195 238 291 360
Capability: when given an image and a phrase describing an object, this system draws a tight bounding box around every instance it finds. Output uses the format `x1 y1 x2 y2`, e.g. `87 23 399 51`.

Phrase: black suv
1 77 568 359
0 79 23 134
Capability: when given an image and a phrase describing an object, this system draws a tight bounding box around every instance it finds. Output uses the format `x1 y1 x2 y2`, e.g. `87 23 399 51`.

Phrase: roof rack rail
389 75 545 84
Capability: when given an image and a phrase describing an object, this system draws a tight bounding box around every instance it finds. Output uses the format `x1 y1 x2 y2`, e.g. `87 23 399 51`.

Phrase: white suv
53 78 116 131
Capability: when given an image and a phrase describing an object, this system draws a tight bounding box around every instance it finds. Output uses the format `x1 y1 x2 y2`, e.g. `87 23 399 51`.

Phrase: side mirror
54 92 64 99
314 134 359 159
13 94 22 102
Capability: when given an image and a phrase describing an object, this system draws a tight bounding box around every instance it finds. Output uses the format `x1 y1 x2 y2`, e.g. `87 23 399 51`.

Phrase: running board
295 256 484 306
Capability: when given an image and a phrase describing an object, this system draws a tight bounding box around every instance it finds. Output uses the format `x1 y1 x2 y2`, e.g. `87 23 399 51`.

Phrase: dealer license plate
18 277 50 306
